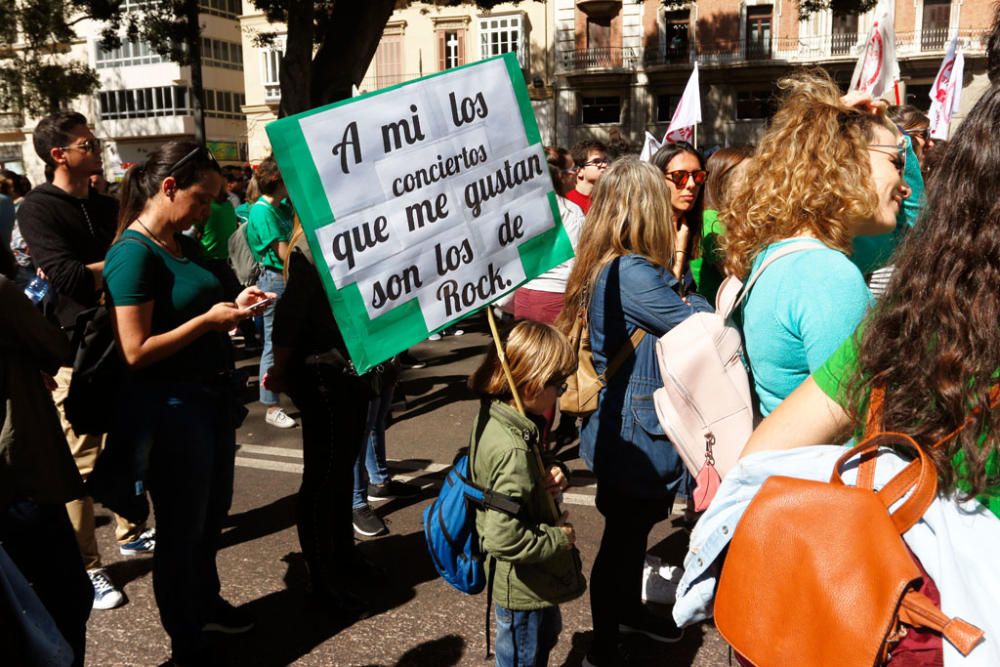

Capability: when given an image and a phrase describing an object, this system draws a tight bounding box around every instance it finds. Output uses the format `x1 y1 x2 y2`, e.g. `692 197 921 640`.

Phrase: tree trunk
279 0 314 118
182 0 207 146
308 1 396 109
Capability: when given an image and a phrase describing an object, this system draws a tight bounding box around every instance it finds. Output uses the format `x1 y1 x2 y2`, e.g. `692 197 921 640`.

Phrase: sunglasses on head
903 127 931 141
167 146 220 176
665 170 708 188
868 143 906 175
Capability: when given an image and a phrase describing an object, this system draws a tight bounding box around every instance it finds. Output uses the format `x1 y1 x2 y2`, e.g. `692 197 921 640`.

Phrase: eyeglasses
581 158 609 169
665 170 708 188
60 138 101 154
868 143 906 175
903 127 931 142
167 146 220 176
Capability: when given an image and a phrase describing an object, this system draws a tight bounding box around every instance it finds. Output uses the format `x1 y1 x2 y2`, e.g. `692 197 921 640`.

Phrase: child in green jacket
468 320 586 667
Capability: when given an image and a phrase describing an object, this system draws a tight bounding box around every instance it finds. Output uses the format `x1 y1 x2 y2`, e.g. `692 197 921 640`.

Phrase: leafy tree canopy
0 0 100 115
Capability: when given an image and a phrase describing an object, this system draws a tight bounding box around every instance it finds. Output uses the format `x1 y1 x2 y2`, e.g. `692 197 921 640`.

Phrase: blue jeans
257 268 286 406
494 605 562 667
351 383 395 509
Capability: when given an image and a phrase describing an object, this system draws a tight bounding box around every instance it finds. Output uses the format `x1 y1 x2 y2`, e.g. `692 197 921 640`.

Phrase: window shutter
458 30 466 66
439 31 447 71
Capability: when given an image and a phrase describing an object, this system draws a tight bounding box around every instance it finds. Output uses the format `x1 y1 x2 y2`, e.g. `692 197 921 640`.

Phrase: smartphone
243 296 275 313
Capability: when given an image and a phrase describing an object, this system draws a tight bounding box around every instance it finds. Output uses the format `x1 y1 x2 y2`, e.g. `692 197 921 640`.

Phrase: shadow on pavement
393 375 474 423
106 553 154 589
219 493 297 550
357 633 466 667
561 625 708 666
356 528 439 591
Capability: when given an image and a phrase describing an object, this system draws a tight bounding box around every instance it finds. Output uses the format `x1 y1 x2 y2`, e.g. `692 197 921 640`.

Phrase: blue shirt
742 238 871 416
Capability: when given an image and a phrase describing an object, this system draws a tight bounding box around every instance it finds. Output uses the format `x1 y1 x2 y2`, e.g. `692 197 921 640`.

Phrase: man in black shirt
18 112 152 611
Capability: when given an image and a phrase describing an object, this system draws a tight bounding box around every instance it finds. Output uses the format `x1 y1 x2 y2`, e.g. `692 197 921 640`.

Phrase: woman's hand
544 465 570 497
236 286 276 310
201 302 249 331
840 91 888 115
556 511 576 545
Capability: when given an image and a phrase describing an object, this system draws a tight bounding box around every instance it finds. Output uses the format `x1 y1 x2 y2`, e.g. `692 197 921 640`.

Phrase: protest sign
266 53 573 373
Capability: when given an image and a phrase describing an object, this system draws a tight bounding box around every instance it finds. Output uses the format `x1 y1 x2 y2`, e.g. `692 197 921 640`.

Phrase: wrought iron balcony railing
560 47 640 71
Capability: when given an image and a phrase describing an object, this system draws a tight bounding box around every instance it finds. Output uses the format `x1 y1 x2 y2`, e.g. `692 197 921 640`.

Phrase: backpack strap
484 555 497 659
717 241 820 318
898 591 984 656
602 326 646 384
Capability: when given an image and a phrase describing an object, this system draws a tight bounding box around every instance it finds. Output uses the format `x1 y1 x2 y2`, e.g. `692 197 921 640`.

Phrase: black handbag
64 304 124 436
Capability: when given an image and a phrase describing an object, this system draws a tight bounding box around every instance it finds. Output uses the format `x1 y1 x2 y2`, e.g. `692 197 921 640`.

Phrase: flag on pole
664 64 701 145
849 0 900 100
639 132 663 162
928 38 965 140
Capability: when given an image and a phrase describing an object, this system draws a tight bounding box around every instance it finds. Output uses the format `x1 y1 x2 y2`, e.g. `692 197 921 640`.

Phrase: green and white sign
266 53 573 373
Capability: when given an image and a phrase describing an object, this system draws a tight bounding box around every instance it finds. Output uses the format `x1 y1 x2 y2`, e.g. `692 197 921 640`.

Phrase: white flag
928 38 965 140
639 132 663 162
850 0 900 99
664 64 701 145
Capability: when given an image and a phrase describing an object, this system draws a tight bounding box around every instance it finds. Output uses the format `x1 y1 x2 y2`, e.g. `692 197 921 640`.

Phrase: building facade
240 0 556 162
1 1 249 184
555 0 994 149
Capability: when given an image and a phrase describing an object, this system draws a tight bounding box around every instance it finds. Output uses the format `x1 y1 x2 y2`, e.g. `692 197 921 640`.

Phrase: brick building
554 0 994 149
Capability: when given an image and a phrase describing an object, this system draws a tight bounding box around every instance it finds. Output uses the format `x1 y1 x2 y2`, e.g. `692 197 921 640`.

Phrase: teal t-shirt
850 135 925 275
199 200 238 261
742 238 872 416
104 230 230 383
247 198 293 271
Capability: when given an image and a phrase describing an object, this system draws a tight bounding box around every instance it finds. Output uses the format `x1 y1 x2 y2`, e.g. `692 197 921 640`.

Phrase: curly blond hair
721 68 896 278
558 156 677 331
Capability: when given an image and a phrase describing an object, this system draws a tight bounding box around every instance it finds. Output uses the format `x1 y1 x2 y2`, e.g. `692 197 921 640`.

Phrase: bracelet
675 250 688 256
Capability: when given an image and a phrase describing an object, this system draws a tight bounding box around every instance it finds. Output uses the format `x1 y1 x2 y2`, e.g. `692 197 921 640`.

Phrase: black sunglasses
167 146 220 176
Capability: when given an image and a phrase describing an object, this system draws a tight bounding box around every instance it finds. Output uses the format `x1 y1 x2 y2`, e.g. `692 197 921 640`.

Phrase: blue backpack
423 450 520 595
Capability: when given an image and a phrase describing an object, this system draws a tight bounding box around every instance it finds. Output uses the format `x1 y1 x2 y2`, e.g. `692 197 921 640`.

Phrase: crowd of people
3 10 1000 666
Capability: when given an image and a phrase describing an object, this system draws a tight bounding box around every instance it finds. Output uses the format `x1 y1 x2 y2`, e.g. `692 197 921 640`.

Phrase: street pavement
85 317 731 666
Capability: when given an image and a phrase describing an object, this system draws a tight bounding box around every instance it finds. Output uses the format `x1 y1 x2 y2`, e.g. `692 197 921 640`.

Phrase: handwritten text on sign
298 58 555 331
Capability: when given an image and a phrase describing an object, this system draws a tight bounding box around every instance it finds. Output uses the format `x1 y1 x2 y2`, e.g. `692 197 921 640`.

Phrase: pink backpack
653 242 816 510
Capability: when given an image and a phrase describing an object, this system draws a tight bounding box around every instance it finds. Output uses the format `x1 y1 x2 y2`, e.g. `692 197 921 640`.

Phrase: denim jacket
673 446 1000 667
579 255 712 499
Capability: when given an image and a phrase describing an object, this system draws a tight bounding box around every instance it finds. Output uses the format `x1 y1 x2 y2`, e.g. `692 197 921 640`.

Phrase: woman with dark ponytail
103 141 272 666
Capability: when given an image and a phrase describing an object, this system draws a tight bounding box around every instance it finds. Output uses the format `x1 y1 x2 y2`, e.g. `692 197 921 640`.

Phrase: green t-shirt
104 230 231 383
814 332 1000 517
199 200 238 261
692 209 725 306
246 198 293 271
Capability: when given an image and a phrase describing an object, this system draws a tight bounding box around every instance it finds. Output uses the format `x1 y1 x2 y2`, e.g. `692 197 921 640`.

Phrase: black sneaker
367 479 422 502
398 351 427 369
202 599 255 634
352 505 388 537
619 608 684 643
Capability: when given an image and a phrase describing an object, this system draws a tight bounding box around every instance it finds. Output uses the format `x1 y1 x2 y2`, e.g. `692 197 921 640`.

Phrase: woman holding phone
104 141 273 666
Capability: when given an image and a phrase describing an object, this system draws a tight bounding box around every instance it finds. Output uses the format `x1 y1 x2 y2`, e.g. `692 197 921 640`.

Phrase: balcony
560 47 639 72
264 83 281 104
576 0 622 19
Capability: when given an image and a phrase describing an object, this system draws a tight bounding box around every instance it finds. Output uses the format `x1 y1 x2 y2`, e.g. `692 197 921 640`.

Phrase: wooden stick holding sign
484 307 561 520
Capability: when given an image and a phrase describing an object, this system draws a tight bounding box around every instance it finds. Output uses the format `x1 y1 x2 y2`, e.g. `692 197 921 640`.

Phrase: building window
438 29 466 71
663 10 690 63
98 86 191 120
96 39 166 68
199 0 240 18
905 83 932 110
831 11 859 55
362 33 405 91
656 93 681 123
201 37 244 70
921 0 951 51
580 96 621 125
479 15 526 66
203 89 246 120
745 6 772 59
735 89 777 120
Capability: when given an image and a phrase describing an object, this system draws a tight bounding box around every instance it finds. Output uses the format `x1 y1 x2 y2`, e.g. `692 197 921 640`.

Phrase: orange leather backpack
714 389 986 666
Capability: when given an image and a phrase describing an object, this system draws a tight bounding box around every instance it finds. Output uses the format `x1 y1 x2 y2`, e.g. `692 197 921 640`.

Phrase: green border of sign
266 52 571 373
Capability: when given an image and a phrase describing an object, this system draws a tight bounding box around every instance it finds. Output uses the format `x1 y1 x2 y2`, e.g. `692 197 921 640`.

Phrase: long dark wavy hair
848 83 1000 498
116 141 221 238
650 141 705 259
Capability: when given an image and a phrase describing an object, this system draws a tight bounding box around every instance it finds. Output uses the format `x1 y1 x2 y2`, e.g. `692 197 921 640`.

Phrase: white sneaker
265 408 296 429
427 333 442 341
89 568 125 610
